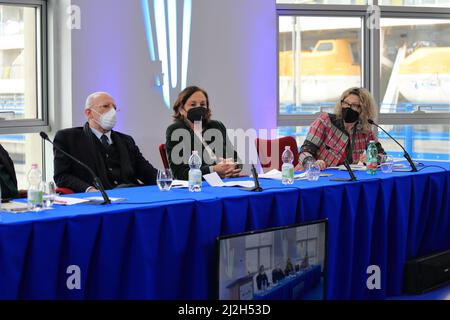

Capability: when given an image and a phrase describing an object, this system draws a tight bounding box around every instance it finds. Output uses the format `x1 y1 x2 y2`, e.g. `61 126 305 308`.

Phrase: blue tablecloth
1 161 449 300
253 265 322 300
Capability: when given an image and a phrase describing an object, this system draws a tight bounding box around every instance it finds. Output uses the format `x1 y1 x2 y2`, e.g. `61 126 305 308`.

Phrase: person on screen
300 254 310 270
272 264 285 284
165 86 242 180
256 265 269 291
297 87 385 171
285 257 294 275
53 92 158 193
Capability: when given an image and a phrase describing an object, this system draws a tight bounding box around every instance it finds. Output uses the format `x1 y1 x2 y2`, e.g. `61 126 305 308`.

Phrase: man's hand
86 186 99 193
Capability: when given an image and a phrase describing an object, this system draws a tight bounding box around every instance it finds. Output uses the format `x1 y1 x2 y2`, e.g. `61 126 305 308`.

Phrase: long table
1 161 449 300
253 265 322 300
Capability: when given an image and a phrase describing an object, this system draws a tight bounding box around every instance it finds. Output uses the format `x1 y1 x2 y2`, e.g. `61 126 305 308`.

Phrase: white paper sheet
171 180 189 189
204 172 255 188
258 169 308 180
84 197 126 203
54 197 90 206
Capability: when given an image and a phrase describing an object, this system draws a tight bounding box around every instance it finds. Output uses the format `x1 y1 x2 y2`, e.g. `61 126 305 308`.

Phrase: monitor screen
217 219 328 300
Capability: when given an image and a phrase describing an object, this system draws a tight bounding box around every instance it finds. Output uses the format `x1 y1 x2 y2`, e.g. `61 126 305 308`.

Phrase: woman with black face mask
298 87 385 170
165 86 242 180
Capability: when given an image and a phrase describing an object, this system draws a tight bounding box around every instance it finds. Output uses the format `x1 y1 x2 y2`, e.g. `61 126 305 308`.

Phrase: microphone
241 164 263 192
325 142 357 182
367 120 418 172
40 132 111 205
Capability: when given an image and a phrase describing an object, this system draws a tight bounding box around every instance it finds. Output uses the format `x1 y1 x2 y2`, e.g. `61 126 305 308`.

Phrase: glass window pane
0 5 41 121
279 125 450 161
259 247 271 270
0 134 43 190
277 0 368 4
245 249 259 274
379 0 450 7
379 125 450 160
279 16 362 115
381 18 450 114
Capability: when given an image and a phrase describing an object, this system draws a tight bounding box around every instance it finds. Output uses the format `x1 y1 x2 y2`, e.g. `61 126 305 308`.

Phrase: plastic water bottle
27 164 43 210
188 151 202 192
366 141 378 175
281 146 295 185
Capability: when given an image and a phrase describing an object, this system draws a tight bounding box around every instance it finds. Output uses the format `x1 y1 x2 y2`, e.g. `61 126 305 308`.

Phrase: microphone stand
368 120 418 172
40 132 111 205
330 159 358 182
241 164 263 192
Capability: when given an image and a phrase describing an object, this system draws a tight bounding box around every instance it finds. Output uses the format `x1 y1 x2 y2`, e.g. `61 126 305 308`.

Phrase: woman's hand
315 160 327 171
214 158 241 178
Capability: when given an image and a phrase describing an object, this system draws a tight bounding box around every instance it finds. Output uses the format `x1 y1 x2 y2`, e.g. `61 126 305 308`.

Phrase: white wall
68 0 276 168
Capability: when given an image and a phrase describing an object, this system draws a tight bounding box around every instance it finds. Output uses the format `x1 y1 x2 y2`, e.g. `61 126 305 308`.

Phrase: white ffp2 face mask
92 108 117 131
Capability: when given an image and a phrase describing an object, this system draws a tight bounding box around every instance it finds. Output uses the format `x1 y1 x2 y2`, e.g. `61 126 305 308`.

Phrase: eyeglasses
92 104 119 112
341 100 361 111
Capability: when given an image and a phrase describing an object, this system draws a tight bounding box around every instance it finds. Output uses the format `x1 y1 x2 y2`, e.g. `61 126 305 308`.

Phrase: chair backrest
255 136 299 172
56 187 74 195
159 144 170 169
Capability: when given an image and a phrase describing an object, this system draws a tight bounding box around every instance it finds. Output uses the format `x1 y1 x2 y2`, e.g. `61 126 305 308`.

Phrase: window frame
277 1 450 127
0 0 48 134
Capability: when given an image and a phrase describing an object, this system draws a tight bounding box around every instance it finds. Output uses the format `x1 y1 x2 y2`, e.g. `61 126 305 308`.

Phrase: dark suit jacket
0 144 18 199
256 273 269 291
165 119 241 180
53 124 157 193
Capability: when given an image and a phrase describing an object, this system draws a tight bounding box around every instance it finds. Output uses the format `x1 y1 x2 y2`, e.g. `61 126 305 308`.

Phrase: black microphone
325 141 357 182
40 132 111 205
367 119 418 172
241 164 263 192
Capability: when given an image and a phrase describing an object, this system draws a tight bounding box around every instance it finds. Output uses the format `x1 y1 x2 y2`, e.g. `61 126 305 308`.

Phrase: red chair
56 188 74 195
256 136 299 172
159 144 170 169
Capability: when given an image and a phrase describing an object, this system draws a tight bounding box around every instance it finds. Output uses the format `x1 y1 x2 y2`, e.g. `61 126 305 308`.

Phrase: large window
277 1 450 161
0 1 47 186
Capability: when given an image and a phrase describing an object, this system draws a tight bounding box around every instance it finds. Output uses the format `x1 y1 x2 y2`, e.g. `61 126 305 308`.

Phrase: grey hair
84 92 113 110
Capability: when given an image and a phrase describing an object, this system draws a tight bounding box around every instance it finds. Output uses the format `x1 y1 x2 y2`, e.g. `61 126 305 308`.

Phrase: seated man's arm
53 131 92 193
128 137 158 185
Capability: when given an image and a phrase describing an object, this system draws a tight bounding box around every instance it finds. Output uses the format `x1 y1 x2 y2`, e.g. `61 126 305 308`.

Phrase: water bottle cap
285 146 291 150
192 151 198 155
369 140 375 143
31 164 38 169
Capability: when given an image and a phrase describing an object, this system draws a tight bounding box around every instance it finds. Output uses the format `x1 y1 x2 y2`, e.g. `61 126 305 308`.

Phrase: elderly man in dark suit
0 144 21 200
53 92 158 193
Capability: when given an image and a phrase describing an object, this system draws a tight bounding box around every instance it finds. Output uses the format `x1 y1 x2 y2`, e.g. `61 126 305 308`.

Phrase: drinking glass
157 169 173 191
380 155 394 174
43 181 57 208
306 161 321 181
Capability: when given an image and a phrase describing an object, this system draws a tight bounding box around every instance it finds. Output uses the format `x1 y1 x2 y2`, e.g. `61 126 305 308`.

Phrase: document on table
329 164 367 171
54 197 90 206
171 180 189 189
203 172 255 188
84 197 126 203
1 201 29 213
258 169 308 180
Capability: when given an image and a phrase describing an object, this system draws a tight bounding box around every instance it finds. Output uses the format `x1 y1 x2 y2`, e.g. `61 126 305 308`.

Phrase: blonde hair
334 87 378 132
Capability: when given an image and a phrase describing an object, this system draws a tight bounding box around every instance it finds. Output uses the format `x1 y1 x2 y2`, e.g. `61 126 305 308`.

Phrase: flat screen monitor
217 219 328 300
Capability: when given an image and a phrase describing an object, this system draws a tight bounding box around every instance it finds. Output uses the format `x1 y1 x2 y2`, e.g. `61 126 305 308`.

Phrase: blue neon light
168 0 178 88
141 0 155 61
181 0 192 91
154 0 170 108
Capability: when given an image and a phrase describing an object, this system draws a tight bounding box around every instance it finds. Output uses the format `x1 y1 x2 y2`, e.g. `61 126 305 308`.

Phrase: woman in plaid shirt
298 87 385 170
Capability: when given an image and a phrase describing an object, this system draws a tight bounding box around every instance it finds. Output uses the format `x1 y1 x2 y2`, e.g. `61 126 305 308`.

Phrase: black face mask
342 108 360 124
187 107 207 123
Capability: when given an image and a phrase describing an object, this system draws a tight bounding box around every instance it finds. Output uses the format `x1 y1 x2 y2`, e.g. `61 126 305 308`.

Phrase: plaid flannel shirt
299 113 384 168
